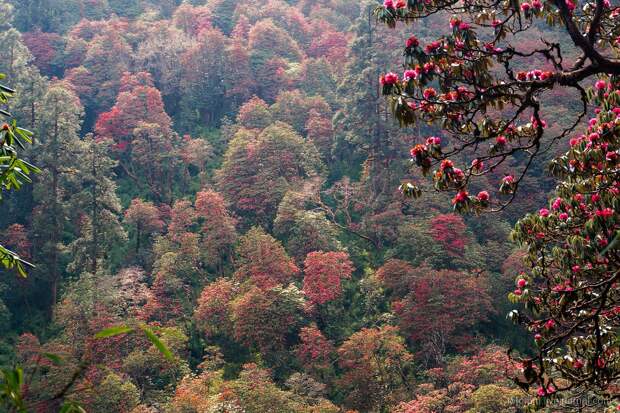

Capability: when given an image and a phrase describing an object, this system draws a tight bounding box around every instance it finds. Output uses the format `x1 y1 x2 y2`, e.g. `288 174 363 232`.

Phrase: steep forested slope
0 0 617 412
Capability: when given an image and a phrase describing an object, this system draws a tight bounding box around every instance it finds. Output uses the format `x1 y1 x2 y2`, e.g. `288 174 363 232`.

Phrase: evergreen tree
31 82 84 311
67 135 126 275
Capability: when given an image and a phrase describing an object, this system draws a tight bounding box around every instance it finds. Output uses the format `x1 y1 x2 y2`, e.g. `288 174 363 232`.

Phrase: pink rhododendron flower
426 136 441 145
471 159 484 171
477 191 489 202
381 72 399 85
403 69 417 81
440 159 454 170
595 80 607 90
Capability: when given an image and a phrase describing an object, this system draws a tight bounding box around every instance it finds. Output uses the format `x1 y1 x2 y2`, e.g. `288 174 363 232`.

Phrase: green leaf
59 401 86 413
139 324 174 361
94 325 134 339
41 352 63 366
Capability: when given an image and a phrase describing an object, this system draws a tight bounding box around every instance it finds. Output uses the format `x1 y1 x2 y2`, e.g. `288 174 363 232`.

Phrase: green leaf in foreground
59 400 87 413
0 367 26 412
94 324 174 361
41 352 64 366
139 324 174 361
94 325 134 339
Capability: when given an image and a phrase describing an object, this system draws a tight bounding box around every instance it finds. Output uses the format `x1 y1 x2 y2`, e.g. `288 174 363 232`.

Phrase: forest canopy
0 0 618 412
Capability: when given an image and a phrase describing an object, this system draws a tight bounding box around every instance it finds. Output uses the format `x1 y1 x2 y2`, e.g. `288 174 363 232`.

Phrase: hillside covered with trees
0 0 618 412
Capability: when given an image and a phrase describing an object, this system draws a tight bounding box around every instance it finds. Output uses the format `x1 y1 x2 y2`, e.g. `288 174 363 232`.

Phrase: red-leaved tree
234 227 299 290
392 267 493 365
302 251 354 305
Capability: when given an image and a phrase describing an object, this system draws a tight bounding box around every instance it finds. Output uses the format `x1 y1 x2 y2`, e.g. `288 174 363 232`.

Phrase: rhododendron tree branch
505 85 619 405
376 0 620 212
375 0 620 406
0 75 39 277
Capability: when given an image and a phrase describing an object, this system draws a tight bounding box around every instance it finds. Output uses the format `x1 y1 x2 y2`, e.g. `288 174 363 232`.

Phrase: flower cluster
516 70 553 82
508 80 620 400
449 17 470 31
520 0 543 13
383 0 407 9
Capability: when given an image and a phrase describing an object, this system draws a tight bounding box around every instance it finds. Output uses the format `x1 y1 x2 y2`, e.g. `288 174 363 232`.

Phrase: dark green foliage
0 75 38 275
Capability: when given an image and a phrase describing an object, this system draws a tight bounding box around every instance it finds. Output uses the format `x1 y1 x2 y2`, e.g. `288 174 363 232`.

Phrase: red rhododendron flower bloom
410 144 427 157
471 159 484 171
477 191 489 202
440 159 454 170
423 88 437 99
596 208 614 218
406 35 419 48
452 190 469 204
